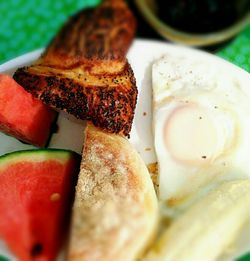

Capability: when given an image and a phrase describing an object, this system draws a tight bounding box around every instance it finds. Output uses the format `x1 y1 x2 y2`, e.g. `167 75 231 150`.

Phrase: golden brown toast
69 123 158 261
13 0 137 136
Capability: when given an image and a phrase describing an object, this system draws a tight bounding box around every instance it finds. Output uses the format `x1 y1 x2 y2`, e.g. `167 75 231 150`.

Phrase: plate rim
0 38 249 261
0 39 249 77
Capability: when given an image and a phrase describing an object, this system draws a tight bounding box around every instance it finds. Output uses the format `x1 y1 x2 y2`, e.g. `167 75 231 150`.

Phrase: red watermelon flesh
0 149 80 261
0 74 57 147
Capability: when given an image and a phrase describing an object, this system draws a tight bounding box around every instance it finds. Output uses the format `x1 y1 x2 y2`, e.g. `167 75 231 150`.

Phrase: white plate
0 39 249 260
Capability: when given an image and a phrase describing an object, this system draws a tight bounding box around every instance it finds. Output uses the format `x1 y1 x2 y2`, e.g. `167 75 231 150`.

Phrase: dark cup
134 0 250 47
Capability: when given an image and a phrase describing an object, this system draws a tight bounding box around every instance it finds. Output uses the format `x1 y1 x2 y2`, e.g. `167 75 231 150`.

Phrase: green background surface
0 0 249 260
0 0 101 63
0 0 250 72
0 256 8 261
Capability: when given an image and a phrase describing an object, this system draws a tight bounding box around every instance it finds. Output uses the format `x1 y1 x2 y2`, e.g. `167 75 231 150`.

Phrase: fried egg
152 54 250 216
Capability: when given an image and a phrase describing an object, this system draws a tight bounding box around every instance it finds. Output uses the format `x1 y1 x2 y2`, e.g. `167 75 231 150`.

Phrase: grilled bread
68 123 158 261
13 0 137 136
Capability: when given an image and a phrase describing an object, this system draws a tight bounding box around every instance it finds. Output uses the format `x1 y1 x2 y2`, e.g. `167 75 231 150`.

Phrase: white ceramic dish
0 39 249 260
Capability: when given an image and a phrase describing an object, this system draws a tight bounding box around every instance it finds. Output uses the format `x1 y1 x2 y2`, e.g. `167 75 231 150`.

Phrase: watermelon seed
50 193 61 202
31 243 43 257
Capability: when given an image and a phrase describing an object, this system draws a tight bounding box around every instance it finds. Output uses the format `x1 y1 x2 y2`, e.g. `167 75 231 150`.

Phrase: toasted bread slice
13 0 137 136
69 123 158 261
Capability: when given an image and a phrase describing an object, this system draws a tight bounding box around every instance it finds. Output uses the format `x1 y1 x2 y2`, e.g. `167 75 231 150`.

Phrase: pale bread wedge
68 123 158 261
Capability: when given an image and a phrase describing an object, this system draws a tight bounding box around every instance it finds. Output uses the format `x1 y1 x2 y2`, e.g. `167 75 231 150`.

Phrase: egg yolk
164 105 218 166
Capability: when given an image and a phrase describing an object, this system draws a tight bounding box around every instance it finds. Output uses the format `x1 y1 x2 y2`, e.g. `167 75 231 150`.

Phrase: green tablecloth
0 1 249 261
219 26 250 72
0 0 101 63
0 0 250 72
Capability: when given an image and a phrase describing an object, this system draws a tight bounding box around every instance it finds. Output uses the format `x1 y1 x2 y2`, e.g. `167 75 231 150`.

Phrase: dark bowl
135 0 250 46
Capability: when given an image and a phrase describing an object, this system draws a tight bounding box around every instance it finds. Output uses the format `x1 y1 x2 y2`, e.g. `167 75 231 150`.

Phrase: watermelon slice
0 149 80 261
0 74 57 147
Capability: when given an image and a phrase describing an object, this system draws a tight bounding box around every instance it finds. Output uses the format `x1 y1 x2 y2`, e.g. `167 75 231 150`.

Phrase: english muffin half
69 123 158 261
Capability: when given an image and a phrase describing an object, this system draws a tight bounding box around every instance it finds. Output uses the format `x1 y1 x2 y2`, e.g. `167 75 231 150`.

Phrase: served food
1 0 250 259
0 74 57 147
69 123 158 261
0 149 80 261
13 0 137 137
152 54 250 216
144 179 250 261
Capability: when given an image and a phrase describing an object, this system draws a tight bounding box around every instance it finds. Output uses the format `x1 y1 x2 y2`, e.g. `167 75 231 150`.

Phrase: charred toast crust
41 0 136 68
14 63 137 136
13 0 137 136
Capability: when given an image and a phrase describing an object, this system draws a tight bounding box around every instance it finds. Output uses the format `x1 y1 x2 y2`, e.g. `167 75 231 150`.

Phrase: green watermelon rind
0 149 80 169
0 148 80 260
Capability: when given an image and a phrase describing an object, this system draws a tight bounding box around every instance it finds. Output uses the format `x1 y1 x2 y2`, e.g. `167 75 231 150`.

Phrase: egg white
152 55 250 216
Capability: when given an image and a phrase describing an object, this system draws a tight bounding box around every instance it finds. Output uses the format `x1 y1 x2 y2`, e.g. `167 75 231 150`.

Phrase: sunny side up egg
152 54 250 217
